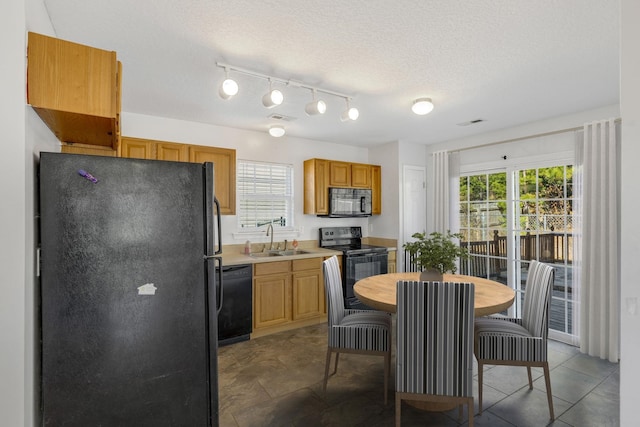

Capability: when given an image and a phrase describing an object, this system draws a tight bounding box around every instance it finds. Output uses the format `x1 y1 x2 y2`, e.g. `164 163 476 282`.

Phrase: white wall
3 1 60 425
1 1 27 425
620 0 640 424
369 141 401 239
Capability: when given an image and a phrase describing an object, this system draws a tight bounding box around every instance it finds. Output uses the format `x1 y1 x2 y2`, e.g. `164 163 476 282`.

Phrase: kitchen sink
277 249 309 256
249 249 310 258
249 251 282 258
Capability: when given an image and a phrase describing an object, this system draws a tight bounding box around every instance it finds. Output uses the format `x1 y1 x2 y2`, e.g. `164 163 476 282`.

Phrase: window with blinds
237 160 294 229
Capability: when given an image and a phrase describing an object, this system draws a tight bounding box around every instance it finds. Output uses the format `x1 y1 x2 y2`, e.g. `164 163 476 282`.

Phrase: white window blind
237 160 294 229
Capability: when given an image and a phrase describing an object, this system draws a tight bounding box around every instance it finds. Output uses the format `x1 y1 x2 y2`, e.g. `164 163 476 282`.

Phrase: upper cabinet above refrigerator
27 32 122 150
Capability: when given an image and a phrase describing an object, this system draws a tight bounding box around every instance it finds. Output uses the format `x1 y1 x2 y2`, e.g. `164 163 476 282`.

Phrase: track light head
305 89 326 115
305 100 326 115
262 80 284 108
412 97 434 115
219 68 238 100
268 125 285 137
340 98 359 121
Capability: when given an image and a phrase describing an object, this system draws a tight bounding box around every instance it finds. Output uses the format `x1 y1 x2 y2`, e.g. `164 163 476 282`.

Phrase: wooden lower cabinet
292 258 324 320
252 257 326 337
254 272 292 329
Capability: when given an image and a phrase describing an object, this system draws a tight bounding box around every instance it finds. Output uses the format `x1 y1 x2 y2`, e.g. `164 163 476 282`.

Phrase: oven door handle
346 252 388 258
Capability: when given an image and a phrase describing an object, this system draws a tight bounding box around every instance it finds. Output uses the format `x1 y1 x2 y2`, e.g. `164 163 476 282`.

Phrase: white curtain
575 118 619 362
432 151 460 234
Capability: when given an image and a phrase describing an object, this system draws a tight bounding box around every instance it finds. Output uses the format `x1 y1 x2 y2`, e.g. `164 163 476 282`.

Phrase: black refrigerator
38 152 221 426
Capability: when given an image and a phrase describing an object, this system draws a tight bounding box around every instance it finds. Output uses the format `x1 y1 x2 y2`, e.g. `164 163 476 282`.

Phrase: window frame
236 159 295 232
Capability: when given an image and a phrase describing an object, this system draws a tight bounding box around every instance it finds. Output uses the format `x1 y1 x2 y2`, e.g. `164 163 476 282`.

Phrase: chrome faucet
266 223 274 251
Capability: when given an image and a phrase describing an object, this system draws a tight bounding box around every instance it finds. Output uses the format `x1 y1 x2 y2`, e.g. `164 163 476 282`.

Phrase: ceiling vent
268 113 296 122
457 119 485 126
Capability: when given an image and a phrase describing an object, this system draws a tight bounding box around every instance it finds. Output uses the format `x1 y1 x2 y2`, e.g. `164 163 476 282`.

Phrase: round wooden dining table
353 272 515 316
354 272 515 412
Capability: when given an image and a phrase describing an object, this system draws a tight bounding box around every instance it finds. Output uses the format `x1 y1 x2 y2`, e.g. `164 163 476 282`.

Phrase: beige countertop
219 246 342 266
218 238 397 266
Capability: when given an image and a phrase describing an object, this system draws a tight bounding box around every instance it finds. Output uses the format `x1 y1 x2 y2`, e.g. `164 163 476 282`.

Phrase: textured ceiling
43 0 620 147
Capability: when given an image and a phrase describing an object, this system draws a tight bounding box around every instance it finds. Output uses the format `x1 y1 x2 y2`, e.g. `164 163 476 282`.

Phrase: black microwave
325 188 372 217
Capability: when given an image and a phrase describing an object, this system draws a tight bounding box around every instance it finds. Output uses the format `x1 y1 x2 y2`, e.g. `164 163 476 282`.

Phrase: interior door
402 166 427 271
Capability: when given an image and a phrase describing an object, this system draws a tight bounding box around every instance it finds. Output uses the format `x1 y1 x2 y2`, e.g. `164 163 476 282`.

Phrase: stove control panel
320 226 362 240
319 226 364 248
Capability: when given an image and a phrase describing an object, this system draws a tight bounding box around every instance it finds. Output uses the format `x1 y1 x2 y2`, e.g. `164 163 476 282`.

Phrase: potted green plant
403 230 469 281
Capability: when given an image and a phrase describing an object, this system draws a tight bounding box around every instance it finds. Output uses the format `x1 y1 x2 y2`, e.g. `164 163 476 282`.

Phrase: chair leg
477 360 483 415
527 366 533 389
383 351 389 405
323 348 332 392
543 362 555 421
395 393 401 427
468 397 474 427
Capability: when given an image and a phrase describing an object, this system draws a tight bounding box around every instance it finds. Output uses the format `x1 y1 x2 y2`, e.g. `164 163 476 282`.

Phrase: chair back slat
323 256 345 326
396 281 475 397
522 260 555 338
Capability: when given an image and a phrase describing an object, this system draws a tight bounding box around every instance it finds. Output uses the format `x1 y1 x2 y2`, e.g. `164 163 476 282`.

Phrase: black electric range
319 226 388 309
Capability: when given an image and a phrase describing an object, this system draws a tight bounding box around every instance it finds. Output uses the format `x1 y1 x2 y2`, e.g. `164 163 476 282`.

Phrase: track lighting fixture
412 97 434 115
340 98 359 121
215 62 358 122
268 124 285 137
305 89 326 115
262 79 284 108
218 67 238 100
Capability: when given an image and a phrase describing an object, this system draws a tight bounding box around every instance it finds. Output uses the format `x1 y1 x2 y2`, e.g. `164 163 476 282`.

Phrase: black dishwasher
217 264 253 346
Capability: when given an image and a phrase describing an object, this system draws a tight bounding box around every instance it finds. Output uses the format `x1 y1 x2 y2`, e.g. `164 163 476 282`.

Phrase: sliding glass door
459 164 576 342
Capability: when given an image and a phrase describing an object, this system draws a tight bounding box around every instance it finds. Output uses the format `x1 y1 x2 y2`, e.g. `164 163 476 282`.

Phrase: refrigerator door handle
213 197 222 255
214 256 223 315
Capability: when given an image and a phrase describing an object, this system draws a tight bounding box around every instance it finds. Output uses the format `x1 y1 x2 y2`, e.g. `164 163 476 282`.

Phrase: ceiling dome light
262 79 284 108
340 98 359 121
305 89 326 115
268 125 285 137
412 97 434 115
218 68 239 99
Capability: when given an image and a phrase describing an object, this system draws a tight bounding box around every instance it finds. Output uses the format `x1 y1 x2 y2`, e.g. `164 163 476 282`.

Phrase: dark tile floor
218 323 619 427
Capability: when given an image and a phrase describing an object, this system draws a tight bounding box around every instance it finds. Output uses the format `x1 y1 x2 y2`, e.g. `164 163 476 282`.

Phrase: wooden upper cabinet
304 159 329 215
371 165 382 214
329 161 351 187
120 137 236 215
304 158 382 215
156 142 189 162
120 137 154 159
189 146 236 215
329 161 371 188
27 32 121 149
351 163 372 188
60 143 116 157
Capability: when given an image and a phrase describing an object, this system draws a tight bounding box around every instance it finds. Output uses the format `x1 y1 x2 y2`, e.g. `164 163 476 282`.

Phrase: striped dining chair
474 260 555 421
322 255 392 404
395 280 475 427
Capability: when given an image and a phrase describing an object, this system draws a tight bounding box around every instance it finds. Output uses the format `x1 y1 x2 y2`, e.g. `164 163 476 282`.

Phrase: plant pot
419 268 444 282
